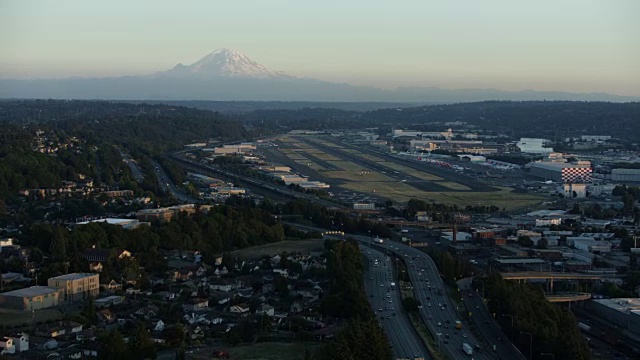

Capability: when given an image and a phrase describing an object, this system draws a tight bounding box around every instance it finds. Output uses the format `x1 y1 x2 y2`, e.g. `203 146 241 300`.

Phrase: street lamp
540 353 555 360
520 331 533 360
501 313 514 334
477 279 485 299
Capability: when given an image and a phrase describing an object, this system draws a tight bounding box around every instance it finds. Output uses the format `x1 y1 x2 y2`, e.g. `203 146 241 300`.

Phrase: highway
362 246 430 360
117 147 145 183
169 153 347 210
286 221 498 359
457 277 527 360
359 235 497 359
149 158 199 203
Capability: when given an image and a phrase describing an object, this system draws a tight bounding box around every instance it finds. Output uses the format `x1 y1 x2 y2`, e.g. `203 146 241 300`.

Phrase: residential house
182 298 209 312
83 248 131 263
37 321 84 338
290 302 303 313
213 266 229 277
209 279 237 292
155 291 176 301
273 269 289 278
0 337 14 355
6 333 28 352
96 309 117 324
135 305 159 318
89 262 103 272
229 304 250 315
154 320 165 332
256 304 275 317
101 279 122 291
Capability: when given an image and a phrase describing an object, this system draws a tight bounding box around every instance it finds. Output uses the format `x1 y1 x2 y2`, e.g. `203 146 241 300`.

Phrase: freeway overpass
546 293 592 302
501 272 609 281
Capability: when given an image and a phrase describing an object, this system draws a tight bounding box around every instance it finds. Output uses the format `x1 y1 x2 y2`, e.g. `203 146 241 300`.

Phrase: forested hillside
241 101 640 142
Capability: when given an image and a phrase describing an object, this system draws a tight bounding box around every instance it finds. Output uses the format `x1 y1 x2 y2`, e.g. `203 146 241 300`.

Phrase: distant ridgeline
239 101 640 142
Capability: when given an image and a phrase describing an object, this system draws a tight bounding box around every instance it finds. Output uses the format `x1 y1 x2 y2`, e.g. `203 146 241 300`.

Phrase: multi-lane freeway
362 247 429 360
457 277 527 360
358 236 498 360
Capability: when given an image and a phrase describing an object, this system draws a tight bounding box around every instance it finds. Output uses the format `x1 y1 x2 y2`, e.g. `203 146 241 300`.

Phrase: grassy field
234 239 325 259
0 308 64 327
274 135 546 211
437 181 472 191
322 170 394 182
340 182 544 210
325 160 366 171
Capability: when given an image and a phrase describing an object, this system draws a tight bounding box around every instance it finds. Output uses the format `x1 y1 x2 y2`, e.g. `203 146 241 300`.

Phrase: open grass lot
356 154 387 162
227 342 324 360
437 181 472 191
322 170 393 182
325 160 365 171
340 182 545 210
272 135 546 211
303 151 342 161
293 159 327 171
373 161 443 181
234 239 325 259
0 308 64 326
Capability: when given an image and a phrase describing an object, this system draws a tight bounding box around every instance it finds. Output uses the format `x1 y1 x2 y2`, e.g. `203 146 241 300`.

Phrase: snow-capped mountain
1 48 637 102
157 48 295 79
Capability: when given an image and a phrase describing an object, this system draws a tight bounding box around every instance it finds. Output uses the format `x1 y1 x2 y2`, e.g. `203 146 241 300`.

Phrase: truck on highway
390 282 396 288
578 322 591 332
374 237 384 244
455 320 462 329
462 343 473 355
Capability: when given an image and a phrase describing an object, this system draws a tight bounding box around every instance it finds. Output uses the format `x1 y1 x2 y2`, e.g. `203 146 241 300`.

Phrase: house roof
0 286 59 298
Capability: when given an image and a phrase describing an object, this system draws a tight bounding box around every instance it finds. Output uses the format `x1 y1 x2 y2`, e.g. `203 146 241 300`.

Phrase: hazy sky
2 0 639 95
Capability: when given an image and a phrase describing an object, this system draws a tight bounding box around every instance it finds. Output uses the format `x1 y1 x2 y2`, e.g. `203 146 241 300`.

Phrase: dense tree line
0 124 139 198
480 274 590 360
239 101 640 143
260 199 392 238
14 203 285 283
321 239 392 360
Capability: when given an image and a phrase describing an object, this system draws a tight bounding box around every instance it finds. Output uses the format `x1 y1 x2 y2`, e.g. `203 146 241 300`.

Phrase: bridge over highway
501 271 609 280
546 293 592 302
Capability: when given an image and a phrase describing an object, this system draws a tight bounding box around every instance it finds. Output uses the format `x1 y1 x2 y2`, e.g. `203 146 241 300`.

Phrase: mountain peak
161 48 294 79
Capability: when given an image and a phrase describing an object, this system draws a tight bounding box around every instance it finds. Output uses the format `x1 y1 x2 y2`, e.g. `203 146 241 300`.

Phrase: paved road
287 222 492 359
117 148 145 183
457 277 527 360
170 153 346 209
362 246 430 359
360 237 497 360
149 159 198 203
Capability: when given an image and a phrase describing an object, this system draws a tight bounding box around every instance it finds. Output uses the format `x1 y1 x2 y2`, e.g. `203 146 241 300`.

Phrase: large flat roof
1 286 59 298
494 258 547 265
594 298 640 315
49 273 97 281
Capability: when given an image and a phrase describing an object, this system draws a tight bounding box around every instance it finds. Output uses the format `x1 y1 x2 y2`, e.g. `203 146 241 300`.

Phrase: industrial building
0 286 61 311
516 138 553 154
353 203 376 210
528 161 592 183
611 169 640 182
48 273 100 302
393 128 453 139
590 298 640 336
136 204 212 223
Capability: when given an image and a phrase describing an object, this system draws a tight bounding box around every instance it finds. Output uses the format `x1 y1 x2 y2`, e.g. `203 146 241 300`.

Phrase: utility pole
521 331 533 360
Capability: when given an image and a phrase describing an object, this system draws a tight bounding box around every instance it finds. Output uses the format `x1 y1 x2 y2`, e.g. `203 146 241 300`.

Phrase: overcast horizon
2 0 639 97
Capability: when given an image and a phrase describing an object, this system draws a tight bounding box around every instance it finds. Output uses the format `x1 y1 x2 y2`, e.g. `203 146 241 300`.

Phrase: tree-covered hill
0 99 248 154
240 101 640 142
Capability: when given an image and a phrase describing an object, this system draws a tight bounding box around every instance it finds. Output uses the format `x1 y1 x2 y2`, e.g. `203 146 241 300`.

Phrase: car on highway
437 322 442 326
